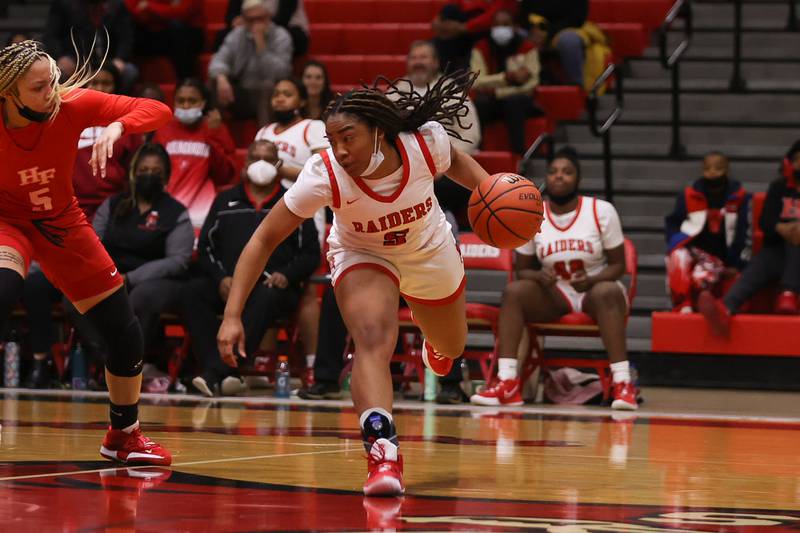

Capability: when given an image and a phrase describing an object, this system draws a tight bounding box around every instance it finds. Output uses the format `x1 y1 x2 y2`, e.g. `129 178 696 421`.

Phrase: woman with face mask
66 143 194 390
153 78 238 230
470 8 543 154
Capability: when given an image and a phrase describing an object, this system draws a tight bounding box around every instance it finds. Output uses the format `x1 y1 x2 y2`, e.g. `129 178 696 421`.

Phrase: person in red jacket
124 0 205 79
153 78 238 229
0 41 172 465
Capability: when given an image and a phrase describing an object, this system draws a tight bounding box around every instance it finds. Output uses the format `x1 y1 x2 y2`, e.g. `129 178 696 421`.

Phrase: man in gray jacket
208 0 293 126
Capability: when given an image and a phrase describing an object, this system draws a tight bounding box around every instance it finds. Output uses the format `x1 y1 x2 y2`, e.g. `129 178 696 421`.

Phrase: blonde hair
0 38 104 117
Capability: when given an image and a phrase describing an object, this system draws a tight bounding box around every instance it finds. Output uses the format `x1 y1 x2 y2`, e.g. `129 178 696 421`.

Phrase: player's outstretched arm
217 199 305 366
444 145 491 191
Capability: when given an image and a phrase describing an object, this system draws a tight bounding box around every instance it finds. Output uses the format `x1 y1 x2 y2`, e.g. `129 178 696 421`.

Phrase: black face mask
547 187 579 206
793 169 800 181
703 175 728 194
14 97 52 123
272 109 297 125
134 174 164 201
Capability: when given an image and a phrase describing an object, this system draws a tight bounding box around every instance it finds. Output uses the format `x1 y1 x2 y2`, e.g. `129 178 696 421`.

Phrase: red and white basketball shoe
610 381 638 410
100 426 172 466
363 438 404 496
421 340 453 377
470 378 523 406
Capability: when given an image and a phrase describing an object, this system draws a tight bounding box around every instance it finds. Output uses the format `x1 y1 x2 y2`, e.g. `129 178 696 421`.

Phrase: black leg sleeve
313 286 348 383
0 268 24 339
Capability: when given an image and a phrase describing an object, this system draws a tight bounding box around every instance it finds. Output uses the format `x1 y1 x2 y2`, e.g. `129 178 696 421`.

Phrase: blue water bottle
71 343 88 391
3 331 20 388
274 355 291 398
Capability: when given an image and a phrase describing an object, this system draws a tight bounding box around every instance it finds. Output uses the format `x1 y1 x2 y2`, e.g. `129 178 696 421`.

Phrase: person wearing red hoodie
124 0 204 79
153 78 238 230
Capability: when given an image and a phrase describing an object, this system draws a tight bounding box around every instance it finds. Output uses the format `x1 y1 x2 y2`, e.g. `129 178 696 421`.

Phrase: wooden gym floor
1 387 799 531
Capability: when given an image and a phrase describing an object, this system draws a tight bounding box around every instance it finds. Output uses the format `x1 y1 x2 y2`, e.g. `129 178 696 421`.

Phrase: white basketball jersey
518 196 624 283
254 118 328 170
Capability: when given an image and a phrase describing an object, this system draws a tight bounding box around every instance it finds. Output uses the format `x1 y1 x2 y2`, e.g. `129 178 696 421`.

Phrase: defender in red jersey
0 41 173 465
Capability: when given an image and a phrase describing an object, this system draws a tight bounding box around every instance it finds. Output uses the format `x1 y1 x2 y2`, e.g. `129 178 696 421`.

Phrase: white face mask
174 107 203 125
247 160 279 185
359 128 385 176
491 26 515 46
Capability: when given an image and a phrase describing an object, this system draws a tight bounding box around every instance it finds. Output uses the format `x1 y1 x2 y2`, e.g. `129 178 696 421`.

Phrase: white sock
305 354 315 368
122 421 140 434
497 357 518 381
359 407 393 428
610 361 631 384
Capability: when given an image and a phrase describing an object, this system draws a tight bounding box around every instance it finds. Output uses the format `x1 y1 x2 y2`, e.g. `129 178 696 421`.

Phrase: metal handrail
729 0 747 91
658 0 692 158
586 63 623 202
788 0 798 31
518 133 554 178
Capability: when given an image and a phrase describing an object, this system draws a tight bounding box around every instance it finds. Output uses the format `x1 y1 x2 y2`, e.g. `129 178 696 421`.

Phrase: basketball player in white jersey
218 71 490 495
471 147 638 410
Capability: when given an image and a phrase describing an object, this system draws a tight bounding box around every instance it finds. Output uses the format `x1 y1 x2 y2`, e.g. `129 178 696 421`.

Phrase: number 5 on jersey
383 229 409 246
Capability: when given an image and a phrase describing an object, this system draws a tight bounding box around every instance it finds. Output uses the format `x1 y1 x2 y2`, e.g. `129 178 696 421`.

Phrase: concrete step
642 43 799 61
593 93 800 126
8 4 50 18
628 59 800 81
638 273 668 297
664 30 800 50
569 140 786 160
627 232 669 257
672 3 791 29
0 18 46 32
626 77 800 92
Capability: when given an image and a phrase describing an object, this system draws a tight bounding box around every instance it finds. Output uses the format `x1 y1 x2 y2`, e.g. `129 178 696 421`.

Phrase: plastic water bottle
424 368 437 401
274 355 290 398
71 343 88 391
3 331 20 388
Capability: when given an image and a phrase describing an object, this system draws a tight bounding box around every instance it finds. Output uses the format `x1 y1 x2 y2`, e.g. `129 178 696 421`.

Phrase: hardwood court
1 388 799 531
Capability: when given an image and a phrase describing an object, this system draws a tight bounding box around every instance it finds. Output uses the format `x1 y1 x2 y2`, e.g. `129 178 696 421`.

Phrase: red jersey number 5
383 229 409 246
30 188 53 212
553 259 585 280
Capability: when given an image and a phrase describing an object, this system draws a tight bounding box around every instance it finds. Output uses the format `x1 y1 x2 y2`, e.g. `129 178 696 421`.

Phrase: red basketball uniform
0 89 172 301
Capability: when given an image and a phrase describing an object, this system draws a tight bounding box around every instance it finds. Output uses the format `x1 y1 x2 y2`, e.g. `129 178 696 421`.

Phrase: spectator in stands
471 147 638 410
255 77 329 384
137 82 166 103
43 0 138 92
5 33 30 47
183 140 319 397
124 0 205 80
153 78 238 229
209 0 293 126
74 64 142 221
431 0 518 72
298 286 347 400
519 0 589 88
471 9 542 155
664 152 750 316
301 60 334 120
702 141 800 335
66 143 194 368
220 0 310 57
21 266 61 388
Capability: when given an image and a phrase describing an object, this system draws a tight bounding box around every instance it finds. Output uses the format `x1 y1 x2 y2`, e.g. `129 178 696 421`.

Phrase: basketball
468 173 544 249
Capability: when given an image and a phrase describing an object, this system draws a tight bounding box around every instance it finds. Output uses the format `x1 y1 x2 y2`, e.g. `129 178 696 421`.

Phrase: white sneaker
220 376 246 396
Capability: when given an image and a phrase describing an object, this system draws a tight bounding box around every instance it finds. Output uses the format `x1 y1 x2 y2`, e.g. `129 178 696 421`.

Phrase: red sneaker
470 378 523 406
421 340 453 377
775 290 799 314
610 381 638 410
100 426 172 466
697 290 731 337
363 438 404 496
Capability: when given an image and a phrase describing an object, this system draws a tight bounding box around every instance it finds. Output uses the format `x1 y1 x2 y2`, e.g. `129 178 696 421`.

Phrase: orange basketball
468 173 544 249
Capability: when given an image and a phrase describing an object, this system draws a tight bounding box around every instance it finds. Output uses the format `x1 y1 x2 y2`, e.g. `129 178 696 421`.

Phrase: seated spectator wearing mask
471 9 543 155
183 140 320 397
665 152 750 318
701 140 800 336
209 0 293 126
66 143 194 373
153 78 238 230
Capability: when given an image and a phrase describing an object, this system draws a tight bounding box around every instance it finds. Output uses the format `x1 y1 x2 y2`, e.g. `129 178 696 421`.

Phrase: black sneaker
25 358 52 389
298 381 342 400
435 382 469 405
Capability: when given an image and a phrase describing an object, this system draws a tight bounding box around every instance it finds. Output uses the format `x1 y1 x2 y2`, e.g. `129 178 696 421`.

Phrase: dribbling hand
218 317 246 367
90 121 124 179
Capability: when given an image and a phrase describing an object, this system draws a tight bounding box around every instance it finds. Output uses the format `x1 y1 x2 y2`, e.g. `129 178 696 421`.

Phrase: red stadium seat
306 0 446 24
197 53 213 82
588 0 673 32
480 117 552 152
314 54 406 86
230 119 260 149
158 83 176 108
598 22 648 60
204 0 229 25
136 56 176 85
516 238 638 400
534 86 586 122
205 23 226 52
471 151 520 175
309 23 432 55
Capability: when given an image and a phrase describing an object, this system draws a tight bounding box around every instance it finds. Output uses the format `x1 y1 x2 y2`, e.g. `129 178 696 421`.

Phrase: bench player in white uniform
470 147 638 410
218 71 491 496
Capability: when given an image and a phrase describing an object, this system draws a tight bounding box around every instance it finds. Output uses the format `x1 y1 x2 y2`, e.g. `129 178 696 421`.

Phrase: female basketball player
218 70 489 495
0 41 173 464
470 146 638 410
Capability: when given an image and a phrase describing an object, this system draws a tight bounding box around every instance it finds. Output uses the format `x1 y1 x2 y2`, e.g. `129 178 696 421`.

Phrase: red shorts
0 203 123 302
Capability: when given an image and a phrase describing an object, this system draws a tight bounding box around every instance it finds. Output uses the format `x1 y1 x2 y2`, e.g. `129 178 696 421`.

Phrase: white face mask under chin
359 129 385 177
247 160 279 186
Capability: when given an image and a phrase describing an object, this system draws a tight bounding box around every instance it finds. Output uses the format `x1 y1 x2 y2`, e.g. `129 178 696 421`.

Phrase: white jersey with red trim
283 121 453 257
254 118 328 171
517 196 624 286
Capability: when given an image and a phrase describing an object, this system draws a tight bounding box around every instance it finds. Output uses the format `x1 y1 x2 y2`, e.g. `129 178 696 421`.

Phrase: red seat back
751 192 766 255
458 232 513 275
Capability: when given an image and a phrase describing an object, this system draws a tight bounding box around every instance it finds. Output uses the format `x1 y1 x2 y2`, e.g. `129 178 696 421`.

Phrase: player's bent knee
85 288 144 377
502 280 534 306
591 281 626 307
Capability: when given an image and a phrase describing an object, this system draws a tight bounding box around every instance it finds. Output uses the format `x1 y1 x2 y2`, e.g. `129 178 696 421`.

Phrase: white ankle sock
610 361 631 384
497 357 518 381
359 407 393 428
305 354 316 368
122 421 140 434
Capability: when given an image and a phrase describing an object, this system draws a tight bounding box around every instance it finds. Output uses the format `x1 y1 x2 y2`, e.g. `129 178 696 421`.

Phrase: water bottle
274 355 290 398
3 331 20 388
423 368 437 401
71 343 88 391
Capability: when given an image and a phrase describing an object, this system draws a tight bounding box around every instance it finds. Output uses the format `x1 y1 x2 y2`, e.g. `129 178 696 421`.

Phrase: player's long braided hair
0 37 104 117
322 69 478 142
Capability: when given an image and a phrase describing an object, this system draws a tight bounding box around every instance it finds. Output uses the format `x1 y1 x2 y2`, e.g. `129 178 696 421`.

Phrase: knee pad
0 268 24 333
85 288 144 377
